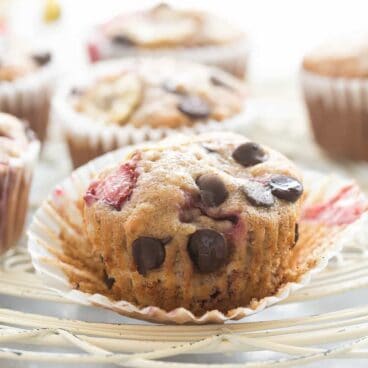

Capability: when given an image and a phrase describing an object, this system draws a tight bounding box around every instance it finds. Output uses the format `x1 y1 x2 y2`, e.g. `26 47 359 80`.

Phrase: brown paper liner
0 140 39 254
28 145 368 324
301 70 368 161
0 67 54 142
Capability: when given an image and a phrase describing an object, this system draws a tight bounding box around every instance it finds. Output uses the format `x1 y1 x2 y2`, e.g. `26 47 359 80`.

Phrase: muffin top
72 58 246 128
83 132 303 276
0 38 52 82
100 3 244 49
0 113 34 163
303 37 368 78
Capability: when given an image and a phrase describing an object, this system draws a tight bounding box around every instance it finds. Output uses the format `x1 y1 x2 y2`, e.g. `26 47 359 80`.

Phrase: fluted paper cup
301 70 368 161
0 65 55 142
28 144 368 324
0 137 40 254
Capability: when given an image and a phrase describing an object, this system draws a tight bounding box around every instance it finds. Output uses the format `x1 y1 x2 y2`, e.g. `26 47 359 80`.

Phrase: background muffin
0 37 54 142
0 113 39 254
81 132 303 315
301 37 368 161
87 3 248 79
53 58 247 168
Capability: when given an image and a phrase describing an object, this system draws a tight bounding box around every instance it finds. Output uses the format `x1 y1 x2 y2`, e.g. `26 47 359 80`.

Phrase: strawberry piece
84 159 139 210
302 184 367 226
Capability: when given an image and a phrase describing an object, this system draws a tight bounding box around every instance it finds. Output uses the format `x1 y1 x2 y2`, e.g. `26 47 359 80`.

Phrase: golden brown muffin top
72 58 246 128
0 113 33 162
303 37 368 78
0 38 52 82
101 3 244 48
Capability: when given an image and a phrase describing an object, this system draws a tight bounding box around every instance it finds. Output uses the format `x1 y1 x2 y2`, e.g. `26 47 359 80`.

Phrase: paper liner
52 59 253 168
27 145 368 324
87 32 248 79
0 66 55 142
0 138 40 254
301 70 368 161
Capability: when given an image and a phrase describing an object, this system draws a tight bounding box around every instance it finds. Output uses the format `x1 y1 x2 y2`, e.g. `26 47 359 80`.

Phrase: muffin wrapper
301 70 368 161
0 66 55 142
88 33 249 78
52 60 253 168
0 139 40 254
28 145 368 324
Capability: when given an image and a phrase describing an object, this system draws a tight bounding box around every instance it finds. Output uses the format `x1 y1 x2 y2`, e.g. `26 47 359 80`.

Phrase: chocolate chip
232 142 267 167
132 237 165 276
243 181 274 207
201 144 217 153
210 75 232 90
103 270 115 290
188 229 228 273
178 96 211 119
270 175 303 202
32 52 51 66
294 223 299 244
111 34 135 47
196 174 228 207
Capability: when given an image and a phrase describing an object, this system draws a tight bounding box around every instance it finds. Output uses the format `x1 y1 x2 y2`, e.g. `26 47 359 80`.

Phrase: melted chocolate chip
111 34 136 46
270 175 303 202
32 52 51 66
103 270 115 290
188 229 228 273
210 75 232 90
132 237 166 276
243 181 274 207
294 223 299 244
232 142 267 167
178 96 211 119
196 174 228 207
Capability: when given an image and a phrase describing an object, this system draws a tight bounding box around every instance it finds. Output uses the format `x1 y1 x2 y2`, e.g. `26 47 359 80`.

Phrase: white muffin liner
87 31 248 78
27 144 368 324
0 137 40 254
301 70 368 161
52 59 252 168
0 65 55 142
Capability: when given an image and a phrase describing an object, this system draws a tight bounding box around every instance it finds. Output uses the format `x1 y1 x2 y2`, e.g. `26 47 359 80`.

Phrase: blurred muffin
87 3 248 78
53 58 246 168
81 132 303 315
301 37 368 161
0 37 54 141
0 113 39 254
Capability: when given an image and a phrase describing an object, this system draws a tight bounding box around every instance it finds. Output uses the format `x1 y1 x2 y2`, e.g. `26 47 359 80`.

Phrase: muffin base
0 140 39 254
301 70 368 161
28 146 368 323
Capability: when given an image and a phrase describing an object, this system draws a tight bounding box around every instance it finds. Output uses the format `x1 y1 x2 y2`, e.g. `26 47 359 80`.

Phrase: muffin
53 58 246 168
87 3 248 78
79 132 303 315
0 37 54 141
0 113 39 254
301 37 368 161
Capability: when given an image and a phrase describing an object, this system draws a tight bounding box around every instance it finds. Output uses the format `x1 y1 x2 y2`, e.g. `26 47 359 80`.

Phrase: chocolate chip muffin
0 113 39 254
54 58 246 168
301 36 368 161
81 132 303 315
87 3 248 78
0 37 53 141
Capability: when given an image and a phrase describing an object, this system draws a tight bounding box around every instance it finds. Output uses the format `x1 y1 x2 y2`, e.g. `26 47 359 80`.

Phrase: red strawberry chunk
84 159 139 210
302 184 367 226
